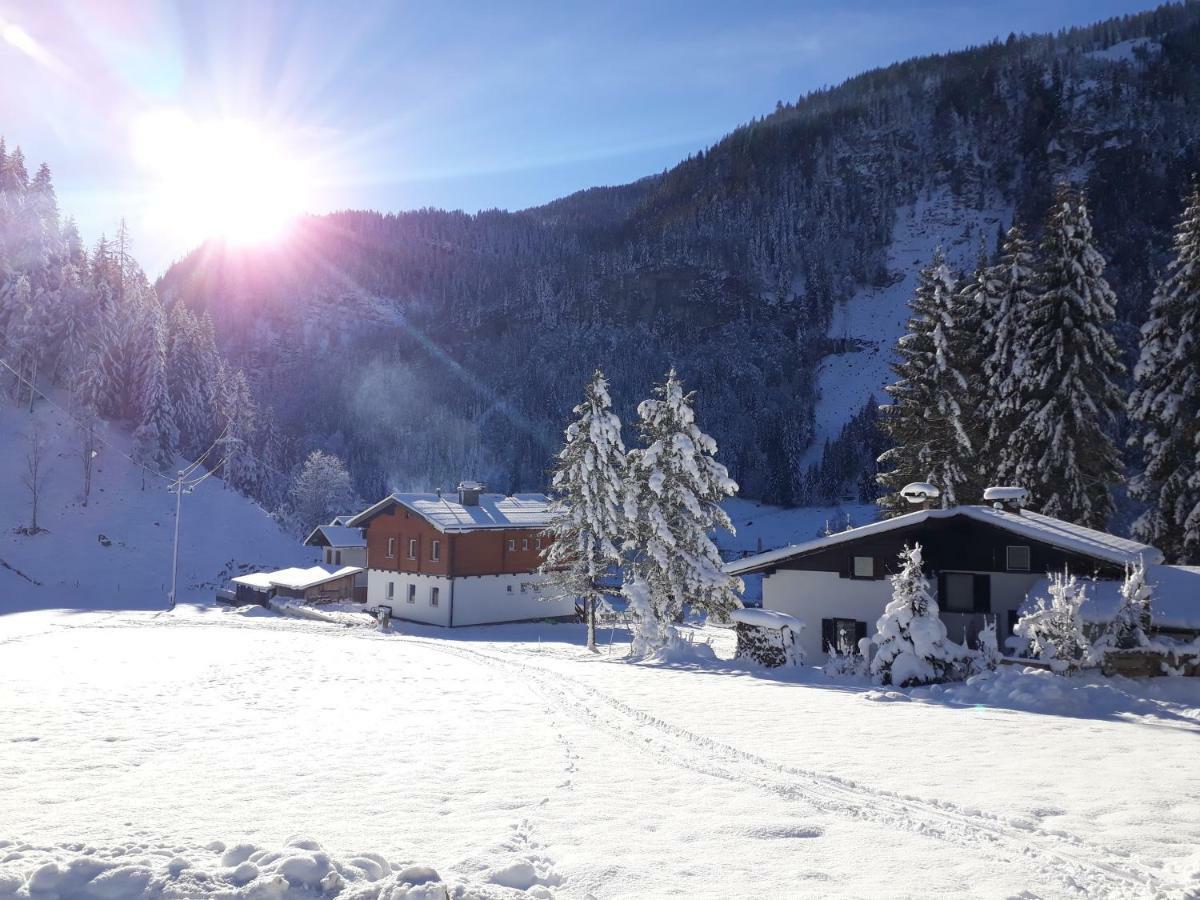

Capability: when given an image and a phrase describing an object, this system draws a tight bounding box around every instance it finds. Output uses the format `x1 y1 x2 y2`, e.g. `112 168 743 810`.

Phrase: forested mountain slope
157 3 1200 506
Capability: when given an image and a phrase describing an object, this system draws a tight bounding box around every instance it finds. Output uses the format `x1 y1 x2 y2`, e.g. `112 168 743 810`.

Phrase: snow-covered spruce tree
211 363 259 495
131 307 178 484
1093 560 1153 658
622 369 741 648
1002 186 1125 529
539 369 628 652
1011 567 1092 674
1129 184 1200 563
870 543 966 687
877 250 977 513
286 450 357 537
979 224 1039 475
166 303 219 457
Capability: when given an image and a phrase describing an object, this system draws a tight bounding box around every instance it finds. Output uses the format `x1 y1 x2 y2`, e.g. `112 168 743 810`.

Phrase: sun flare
133 110 309 247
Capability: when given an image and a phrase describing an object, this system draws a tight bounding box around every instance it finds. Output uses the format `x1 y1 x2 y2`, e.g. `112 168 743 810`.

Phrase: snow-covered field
2 606 1198 899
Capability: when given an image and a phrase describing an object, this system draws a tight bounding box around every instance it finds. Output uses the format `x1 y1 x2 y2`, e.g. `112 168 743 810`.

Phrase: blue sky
0 0 1163 274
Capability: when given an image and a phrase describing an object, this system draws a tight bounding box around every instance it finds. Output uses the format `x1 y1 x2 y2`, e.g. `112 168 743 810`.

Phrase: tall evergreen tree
980 224 1039 473
540 370 628 652
1003 185 1125 528
1129 184 1200 562
876 250 976 513
132 305 178 481
623 370 741 639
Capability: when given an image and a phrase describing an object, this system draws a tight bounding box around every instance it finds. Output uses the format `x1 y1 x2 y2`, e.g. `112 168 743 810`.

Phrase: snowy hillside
0 400 314 613
803 192 1010 464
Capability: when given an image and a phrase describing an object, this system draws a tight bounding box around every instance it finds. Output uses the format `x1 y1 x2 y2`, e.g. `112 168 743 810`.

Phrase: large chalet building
346 481 574 627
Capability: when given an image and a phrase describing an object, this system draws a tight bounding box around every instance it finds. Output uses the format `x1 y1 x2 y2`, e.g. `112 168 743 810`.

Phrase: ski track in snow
402 639 1175 900
2 609 1191 898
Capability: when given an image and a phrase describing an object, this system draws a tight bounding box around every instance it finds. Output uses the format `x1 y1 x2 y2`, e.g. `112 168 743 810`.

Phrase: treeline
0 140 300 511
876 181 1200 564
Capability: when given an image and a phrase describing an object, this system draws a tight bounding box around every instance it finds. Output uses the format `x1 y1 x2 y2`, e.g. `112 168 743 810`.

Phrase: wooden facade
362 502 550 577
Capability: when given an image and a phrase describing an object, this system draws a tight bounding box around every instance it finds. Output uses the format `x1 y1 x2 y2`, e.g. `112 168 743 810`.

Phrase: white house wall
367 570 574 627
762 569 1046 662
763 570 891 662
451 574 575 626
368 570 451 627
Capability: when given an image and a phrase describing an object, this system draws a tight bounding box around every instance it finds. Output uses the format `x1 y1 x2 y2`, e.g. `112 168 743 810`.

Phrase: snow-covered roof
330 515 356 526
348 492 553 532
724 506 1162 575
232 565 363 592
730 608 806 630
303 524 366 548
1024 566 1200 631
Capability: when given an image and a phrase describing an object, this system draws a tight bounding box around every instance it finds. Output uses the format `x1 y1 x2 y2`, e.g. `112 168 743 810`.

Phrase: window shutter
821 618 835 652
936 572 946 605
973 574 991 613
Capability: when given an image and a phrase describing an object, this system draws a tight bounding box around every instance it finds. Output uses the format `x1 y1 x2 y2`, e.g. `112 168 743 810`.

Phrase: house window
942 572 976 613
430 586 440 607
522 538 529 551
407 584 416 604
387 538 396 559
508 539 516 551
506 584 514 593
852 556 875 579
431 540 441 561
334 550 342 565
408 538 418 559
387 582 395 600
1006 545 1031 572
822 618 864 653
535 537 542 550
520 583 528 593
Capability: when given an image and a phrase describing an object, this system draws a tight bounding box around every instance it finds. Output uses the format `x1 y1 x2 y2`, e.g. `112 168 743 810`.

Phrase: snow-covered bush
967 617 1002 676
1012 568 1092 674
1096 560 1153 655
622 576 666 657
870 543 967 687
823 632 869 679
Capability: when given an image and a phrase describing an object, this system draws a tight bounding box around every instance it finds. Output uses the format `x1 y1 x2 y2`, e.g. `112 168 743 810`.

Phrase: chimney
900 481 941 511
457 480 485 506
983 485 1028 514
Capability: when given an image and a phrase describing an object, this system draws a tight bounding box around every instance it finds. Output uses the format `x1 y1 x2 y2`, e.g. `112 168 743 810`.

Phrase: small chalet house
725 490 1163 663
303 516 368 601
346 481 574 627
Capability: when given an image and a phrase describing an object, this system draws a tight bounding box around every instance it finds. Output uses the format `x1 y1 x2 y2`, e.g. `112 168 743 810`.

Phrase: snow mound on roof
0 835 553 899
730 608 805 630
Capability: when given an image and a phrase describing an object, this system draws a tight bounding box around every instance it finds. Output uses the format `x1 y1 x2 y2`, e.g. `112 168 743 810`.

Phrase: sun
133 110 310 247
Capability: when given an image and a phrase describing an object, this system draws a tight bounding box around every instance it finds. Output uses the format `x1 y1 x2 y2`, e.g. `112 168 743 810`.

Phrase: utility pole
168 472 184 611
